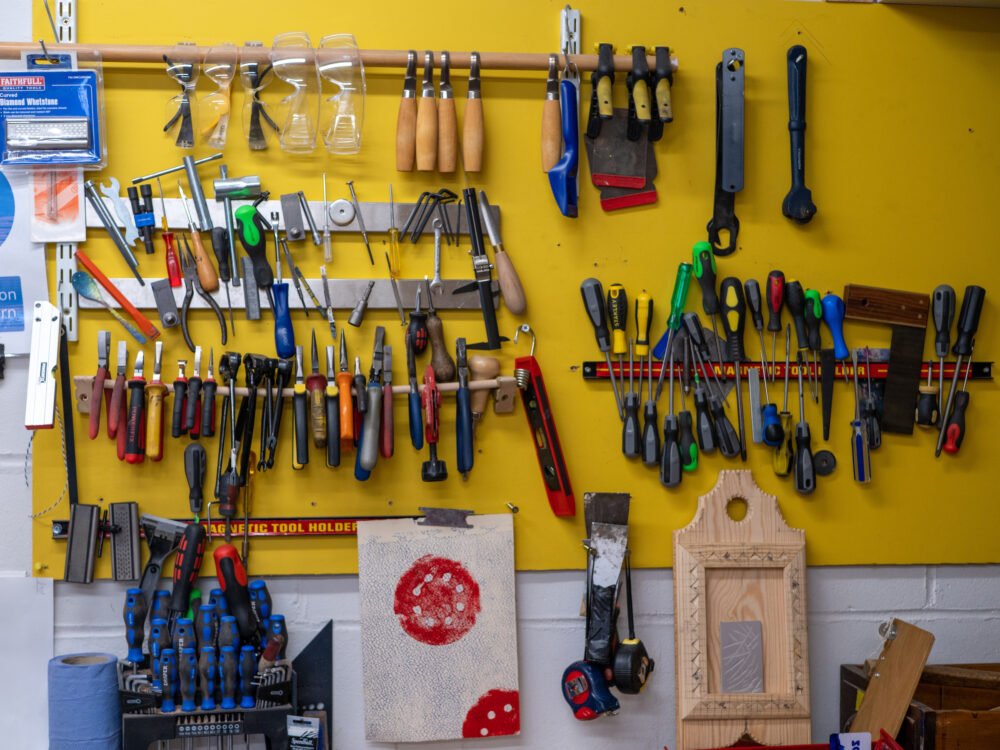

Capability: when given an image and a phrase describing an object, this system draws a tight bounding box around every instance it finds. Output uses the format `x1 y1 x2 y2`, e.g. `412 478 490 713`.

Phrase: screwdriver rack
72 373 520 412
581 360 995 382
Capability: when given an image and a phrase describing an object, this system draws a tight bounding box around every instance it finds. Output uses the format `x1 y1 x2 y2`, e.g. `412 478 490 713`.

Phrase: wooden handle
541 98 561 172
463 97 484 172
395 97 416 172
89 368 107 439
189 231 219 293
427 316 456 381
309 386 327 448
145 383 166 461
468 355 500 421
494 249 526 315
437 97 458 173
415 95 438 171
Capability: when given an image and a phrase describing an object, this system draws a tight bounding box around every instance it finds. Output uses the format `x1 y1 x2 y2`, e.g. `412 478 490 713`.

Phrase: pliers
179 234 228 353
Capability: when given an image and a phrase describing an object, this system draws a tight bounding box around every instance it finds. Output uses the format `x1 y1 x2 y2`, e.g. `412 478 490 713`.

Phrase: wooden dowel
0 42 677 73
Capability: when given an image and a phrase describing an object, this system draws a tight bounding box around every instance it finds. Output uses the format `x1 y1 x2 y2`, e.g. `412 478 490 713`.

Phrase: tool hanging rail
0 42 678 73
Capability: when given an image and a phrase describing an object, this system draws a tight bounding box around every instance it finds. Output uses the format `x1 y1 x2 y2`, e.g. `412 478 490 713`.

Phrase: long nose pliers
179 234 228 353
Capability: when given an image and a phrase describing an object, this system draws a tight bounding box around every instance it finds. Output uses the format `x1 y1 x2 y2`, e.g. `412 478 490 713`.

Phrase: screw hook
513 324 535 357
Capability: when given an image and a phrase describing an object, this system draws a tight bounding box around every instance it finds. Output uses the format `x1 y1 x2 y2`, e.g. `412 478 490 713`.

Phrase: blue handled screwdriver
456 338 474 477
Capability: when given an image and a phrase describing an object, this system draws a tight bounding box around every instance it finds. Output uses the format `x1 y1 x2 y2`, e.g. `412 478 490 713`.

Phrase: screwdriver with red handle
108 341 128 440
766 271 784 382
213 544 260 644
124 350 147 464
943 341 974 455
169 523 207 622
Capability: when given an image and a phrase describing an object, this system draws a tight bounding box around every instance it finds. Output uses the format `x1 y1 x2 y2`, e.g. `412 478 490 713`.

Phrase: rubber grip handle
116 404 126 461
159 649 177 711
381 385 394 459
184 377 201 433
89 367 107 439
437 96 457 172
169 523 206 614
932 284 956 358
184 442 206 514
354 416 371 481
200 381 216 438
495 250 526 315
660 415 682 488
307 376 327 448
210 227 231 281
820 295 849 360
766 270 785 333
239 645 256 708
359 384 383 471
219 646 237 709
198 648 217 710
163 232 183 288
145 382 167 461
416 93 438 171
693 388 717 454
954 285 986 356
679 411 698 470
641 402 660 466
108 375 125 438
456 385 473 474
124 379 146 464
463 96 484 172
622 394 640 457
293 388 309 469
178 648 196 711
123 588 147 663
337 371 354 448
395 96 417 172
171 380 187 438
719 277 746 361
408 391 424 449
943 391 969 454
326 390 341 467
693 244 719 315
271 285 294 360
541 98 561 172
213 545 258 642
794 422 815 494
784 281 808 349
189 231 219 293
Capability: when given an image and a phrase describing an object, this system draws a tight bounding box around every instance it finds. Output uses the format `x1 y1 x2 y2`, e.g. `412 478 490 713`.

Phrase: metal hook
513 323 536 357
42 0 59 43
38 40 58 65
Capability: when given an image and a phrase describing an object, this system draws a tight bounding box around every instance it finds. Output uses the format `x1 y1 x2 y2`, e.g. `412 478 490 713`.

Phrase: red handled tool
124 350 147 464
108 341 128 440
89 331 110 440
213 544 260 643
513 324 574 516
169 523 206 618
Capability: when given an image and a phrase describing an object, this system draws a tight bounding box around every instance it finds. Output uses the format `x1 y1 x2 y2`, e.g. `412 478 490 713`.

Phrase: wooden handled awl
395 50 417 171
478 190 526 315
469 354 500 432
437 51 458 173
463 51 484 172
415 50 437 171
541 54 561 172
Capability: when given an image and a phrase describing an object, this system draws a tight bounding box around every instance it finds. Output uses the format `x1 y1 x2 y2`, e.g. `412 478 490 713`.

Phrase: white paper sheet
357 515 519 742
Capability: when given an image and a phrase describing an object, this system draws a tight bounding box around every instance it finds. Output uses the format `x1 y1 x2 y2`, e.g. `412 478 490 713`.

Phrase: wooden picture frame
673 471 811 749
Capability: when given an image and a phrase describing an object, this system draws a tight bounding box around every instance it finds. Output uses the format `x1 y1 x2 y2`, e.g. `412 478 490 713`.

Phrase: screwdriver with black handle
773 325 794 477
688 335 716 455
692 241 726 378
184 346 202 436
307 331 327 449
932 284 956 415
690 331 738 457
200 349 217 438
124 351 147 464
850 348 872 483
936 285 985 457
358 327 385 473
184 442 207 516
718 277 748 461
635 293 659 465
682 311 729 405
660 339 682 487
678 336 699 470
581 278 624 420
794 350 815 494
381 346 395 460
622 340 641 458
804 289 823 402
292 346 309 469
455 339 474 477
942 341 974 455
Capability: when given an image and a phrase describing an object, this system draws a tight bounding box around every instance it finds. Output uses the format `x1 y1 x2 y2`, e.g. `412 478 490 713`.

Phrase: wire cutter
179 234 228 353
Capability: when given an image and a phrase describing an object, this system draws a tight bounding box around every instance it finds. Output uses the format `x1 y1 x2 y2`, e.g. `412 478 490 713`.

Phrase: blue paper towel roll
48 653 121 750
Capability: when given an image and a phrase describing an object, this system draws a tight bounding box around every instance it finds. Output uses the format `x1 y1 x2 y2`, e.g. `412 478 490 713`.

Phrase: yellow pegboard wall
29 0 1000 578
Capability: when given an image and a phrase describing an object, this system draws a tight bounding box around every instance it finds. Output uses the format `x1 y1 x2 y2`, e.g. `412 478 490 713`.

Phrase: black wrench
706 48 745 257
782 45 817 224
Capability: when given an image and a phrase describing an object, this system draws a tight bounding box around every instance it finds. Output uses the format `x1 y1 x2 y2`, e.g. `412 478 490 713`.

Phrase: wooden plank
843 285 930 328
937 711 1000 750
922 664 1000 691
851 619 935 737
674 470 810 750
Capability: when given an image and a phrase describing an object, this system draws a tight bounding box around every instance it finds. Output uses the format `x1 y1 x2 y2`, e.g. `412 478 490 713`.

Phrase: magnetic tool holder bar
73 373 517 408
0 43 678 73
581 360 995 382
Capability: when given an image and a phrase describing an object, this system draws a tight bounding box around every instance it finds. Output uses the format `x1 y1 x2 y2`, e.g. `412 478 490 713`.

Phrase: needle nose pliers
179 234 227 353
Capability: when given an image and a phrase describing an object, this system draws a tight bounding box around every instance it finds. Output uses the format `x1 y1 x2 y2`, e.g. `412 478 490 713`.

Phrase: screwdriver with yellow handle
177 180 219 293
145 341 167 461
387 186 401 278
307 330 327 449
607 284 629 383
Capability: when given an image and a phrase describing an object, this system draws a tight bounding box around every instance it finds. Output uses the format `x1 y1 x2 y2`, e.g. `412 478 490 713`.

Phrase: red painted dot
462 689 520 738
393 555 481 645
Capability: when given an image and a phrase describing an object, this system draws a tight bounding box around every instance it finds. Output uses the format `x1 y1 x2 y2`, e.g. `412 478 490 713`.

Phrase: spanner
100 177 140 247
430 218 444 295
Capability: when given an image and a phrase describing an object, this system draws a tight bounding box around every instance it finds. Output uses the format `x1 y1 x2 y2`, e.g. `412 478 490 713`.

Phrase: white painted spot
456 602 464 611
444 617 452 625
442 572 451 581
503 703 512 712
480 728 488 736
424 573 433 582
487 711 495 720
425 618 435 626
412 605 421 614
456 584 464 593
412 586 421 596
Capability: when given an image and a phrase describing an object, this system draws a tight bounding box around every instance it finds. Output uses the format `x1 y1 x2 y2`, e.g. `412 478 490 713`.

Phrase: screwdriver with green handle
235 204 294 359
804 289 823 402
635 293 659 465
690 241 726 378
654 262 693 400
581 278 624 420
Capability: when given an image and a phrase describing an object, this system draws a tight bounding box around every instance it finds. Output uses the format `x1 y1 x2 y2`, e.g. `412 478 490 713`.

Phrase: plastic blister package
240 41 278 151
200 43 238 149
317 34 366 155
163 42 200 149
270 32 320 154
0 50 106 168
